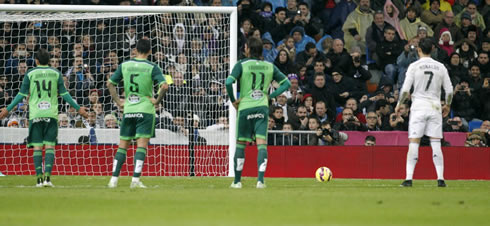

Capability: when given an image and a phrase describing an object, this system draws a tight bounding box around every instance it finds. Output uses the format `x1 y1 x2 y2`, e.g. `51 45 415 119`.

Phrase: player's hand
150 97 158 105
394 105 401 114
442 104 450 115
0 108 9 119
232 99 241 110
117 102 124 110
78 107 89 119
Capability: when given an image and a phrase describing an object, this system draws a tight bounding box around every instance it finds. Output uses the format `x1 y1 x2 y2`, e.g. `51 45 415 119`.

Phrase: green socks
233 143 246 184
133 147 147 178
112 148 127 177
33 150 43 178
257 144 268 184
44 148 55 177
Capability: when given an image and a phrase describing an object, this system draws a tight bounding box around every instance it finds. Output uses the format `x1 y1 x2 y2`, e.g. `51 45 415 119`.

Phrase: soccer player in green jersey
226 37 291 189
0 49 88 187
106 39 168 189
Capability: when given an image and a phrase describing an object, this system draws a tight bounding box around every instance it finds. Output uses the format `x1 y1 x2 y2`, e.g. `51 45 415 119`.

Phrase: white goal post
0 4 237 177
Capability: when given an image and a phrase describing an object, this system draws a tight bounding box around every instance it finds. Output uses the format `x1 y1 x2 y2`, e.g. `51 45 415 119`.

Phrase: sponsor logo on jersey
125 113 144 118
247 113 264 120
128 94 140 103
37 101 51 110
250 90 264 100
33 118 51 123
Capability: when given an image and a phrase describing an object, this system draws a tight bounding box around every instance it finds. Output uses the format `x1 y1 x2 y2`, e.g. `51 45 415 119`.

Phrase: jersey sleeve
58 73 68 95
400 64 414 93
441 66 454 99
272 65 288 85
228 62 242 82
18 73 30 97
108 64 123 85
152 65 166 86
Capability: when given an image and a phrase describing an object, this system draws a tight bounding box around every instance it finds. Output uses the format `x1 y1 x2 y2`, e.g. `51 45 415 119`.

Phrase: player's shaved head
35 48 50 65
246 37 263 59
136 39 151 55
418 38 433 55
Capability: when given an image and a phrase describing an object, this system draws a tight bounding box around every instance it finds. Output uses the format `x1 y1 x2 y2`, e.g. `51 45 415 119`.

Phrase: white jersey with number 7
401 57 453 112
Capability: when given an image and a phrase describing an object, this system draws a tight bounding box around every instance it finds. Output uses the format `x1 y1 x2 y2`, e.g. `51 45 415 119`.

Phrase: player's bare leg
230 141 246 189
42 145 56 187
255 138 267 189
33 146 44 187
130 138 149 189
108 139 130 188
401 138 420 187
430 137 446 187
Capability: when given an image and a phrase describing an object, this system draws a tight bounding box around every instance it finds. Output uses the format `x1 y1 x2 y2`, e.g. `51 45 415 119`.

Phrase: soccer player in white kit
395 38 453 187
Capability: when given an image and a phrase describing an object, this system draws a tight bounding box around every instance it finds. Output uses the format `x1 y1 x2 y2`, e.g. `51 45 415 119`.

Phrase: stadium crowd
0 0 489 146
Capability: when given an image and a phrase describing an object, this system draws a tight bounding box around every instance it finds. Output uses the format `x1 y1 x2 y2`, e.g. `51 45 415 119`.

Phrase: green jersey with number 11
109 58 166 114
229 58 288 110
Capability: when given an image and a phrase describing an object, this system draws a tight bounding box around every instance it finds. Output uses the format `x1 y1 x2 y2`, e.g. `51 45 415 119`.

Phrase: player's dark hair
365 135 376 142
35 48 50 65
136 39 151 54
246 37 263 59
419 38 433 55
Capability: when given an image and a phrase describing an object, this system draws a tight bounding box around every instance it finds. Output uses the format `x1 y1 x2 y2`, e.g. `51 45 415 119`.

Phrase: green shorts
120 112 155 140
236 106 269 142
28 118 58 147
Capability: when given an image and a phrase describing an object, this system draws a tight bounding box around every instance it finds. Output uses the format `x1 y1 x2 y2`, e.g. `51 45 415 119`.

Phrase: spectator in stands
471 120 490 146
421 0 444 30
455 2 486 30
262 34 278 63
364 135 376 146
49 58 61 72
266 7 293 44
276 122 299 146
289 105 309 130
397 37 420 88
342 0 373 55
465 133 486 147
289 26 315 54
476 51 489 75
329 70 363 107
92 103 105 128
452 79 479 122
335 98 367 123
25 35 39 56
122 25 138 59
273 92 295 123
482 37 490 53
389 103 409 131
333 108 368 131
377 26 404 87
203 54 226 84
447 52 469 86
274 49 293 76
310 72 337 117
302 116 320 145
375 99 392 131
58 113 71 128
295 42 325 70
104 114 118 129
295 2 322 38
344 47 372 92
434 11 465 44
452 0 468 15
438 28 455 56
318 121 347 146
307 60 327 82
469 64 484 92
326 0 357 40
269 106 285 130
455 39 478 69
365 111 381 131
66 56 95 99
0 76 12 108
311 100 334 124
366 10 396 62
301 93 315 116
384 0 405 40
59 20 77 55
400 6 434 40
480 78 490 121
285 74 303 108
9 61 27 93
5 44 34 75
164 71 191 117
281 35 297 60
206 116 229 131
443 116 468 132
325 39 351 75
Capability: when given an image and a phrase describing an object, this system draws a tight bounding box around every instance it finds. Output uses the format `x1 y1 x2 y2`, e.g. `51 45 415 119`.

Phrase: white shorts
408 110 443 139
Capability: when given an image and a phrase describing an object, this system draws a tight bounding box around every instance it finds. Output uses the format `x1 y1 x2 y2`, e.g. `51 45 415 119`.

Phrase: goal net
0 5 237 177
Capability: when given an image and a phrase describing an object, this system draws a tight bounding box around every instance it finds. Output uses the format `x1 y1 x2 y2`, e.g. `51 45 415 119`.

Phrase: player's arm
0 74 30 119
442 67 454 111
226 63 242 105
269 66 291 99
58 74 88 118
152 66 168 105
107 65 124 108
395 65 414 113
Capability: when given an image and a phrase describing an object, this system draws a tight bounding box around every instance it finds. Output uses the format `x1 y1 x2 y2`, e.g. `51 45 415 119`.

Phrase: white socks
132 177 140 183
431 139 444 180
405 142 419 180
110 176 118 184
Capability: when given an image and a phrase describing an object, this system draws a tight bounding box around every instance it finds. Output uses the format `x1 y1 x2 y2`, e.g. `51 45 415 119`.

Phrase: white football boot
130 181 147 189
230 182 242 189
256 181 266 189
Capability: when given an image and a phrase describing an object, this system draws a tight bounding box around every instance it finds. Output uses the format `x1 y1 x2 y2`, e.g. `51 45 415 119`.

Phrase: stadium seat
468 120 483 132
336 107 343 115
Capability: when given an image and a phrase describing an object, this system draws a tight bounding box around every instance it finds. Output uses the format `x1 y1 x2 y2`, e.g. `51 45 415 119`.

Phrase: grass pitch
1 176 489 226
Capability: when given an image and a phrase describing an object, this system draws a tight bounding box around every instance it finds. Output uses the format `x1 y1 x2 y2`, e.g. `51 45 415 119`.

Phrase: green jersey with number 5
18 66 67 120
229 58 288 110
109 58 165 114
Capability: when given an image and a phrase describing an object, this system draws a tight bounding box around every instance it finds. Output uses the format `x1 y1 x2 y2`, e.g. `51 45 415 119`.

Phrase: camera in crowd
353 56 361 63
322 127 340 142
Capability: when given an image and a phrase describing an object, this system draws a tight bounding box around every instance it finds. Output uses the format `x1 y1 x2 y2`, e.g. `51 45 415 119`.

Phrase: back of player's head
136 39 151 55
246 37 263 59
418 38 433 55
35 48 50 65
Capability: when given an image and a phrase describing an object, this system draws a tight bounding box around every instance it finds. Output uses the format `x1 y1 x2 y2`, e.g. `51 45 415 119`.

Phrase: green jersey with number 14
109 58 165 114
18 66 67 120
229 58 288 111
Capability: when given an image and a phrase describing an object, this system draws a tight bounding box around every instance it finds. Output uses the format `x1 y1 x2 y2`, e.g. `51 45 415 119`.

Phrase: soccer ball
315 167 333 182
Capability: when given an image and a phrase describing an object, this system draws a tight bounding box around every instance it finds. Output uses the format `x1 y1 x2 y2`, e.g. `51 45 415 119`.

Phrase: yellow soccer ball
315 167 333 182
